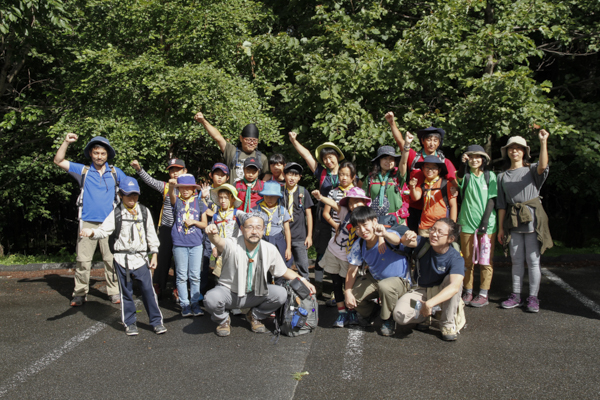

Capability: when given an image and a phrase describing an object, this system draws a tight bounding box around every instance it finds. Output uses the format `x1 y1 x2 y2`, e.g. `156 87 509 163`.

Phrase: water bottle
291 307 308 328
414 301 441 319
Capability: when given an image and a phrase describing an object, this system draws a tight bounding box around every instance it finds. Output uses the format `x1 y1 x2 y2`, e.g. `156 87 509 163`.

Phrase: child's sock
479 289 488 298
465 288 473 295
338 306 347 314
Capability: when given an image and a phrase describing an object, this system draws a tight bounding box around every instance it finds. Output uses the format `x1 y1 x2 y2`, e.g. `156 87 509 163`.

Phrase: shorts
321 248 349 277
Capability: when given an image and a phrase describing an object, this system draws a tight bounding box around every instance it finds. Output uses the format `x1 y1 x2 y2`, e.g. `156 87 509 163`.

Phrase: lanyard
327 169 339 188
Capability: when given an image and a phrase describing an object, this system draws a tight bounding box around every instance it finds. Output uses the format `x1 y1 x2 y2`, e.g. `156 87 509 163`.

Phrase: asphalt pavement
1 262 599 399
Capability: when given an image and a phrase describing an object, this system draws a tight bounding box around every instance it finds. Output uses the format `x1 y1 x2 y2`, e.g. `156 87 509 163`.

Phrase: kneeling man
345 207 417 337
204 211 315 337
393 218 465 341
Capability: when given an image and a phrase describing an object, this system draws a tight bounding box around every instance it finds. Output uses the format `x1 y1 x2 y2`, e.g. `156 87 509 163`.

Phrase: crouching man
393 218 465 341
204 211 315 337
345 207 418 337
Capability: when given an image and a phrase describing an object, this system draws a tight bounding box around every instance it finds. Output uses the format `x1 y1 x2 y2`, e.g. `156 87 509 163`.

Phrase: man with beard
203 212 315 337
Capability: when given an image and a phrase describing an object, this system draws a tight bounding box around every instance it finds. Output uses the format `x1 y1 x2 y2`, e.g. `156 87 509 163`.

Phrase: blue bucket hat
258 181 283 198
119 176 140 195
174 174 201 189
84 136 116 160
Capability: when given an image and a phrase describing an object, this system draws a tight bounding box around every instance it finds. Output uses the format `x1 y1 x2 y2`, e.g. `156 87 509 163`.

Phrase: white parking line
341 329 364 380
542 268 600 316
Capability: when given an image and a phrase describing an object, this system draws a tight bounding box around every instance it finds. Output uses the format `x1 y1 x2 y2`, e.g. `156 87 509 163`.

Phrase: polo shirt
413 236 464 288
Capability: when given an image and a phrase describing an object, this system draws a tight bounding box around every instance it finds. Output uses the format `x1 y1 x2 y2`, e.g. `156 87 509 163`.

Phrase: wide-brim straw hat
501 136 531 159
464 145 490 162
414 155 448 177
339 187 372 208
211 184 242 209
315 142 345 164
371 145 401 163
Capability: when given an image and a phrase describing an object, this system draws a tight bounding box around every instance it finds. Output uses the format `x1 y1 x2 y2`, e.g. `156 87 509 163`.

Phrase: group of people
53 110 552 341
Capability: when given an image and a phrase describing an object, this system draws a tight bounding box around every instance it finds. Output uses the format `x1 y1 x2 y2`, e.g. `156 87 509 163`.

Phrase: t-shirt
252 201 291 237
282 186 314 241
326 187 351 233
223 142 269 185
496 163 549 233
235 179 265 213
326 207 354 261
362 167 407 214
171 195 205 247
413 236 465 288
212 208 246 245
413 172 453 230
347 230 411 282
407 149 457 210
314 164 339 198
68 162 128 223
458 171 498 234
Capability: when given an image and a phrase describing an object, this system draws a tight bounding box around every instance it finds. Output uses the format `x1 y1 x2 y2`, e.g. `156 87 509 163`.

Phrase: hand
478 224 488 235
205 223 219 235
184 219 197 228
194 112 204 123
401 230 417 244
405 131 414 144
288 131 298 142
79 228 94 237
212 247 218 258
409 177 418 189
539 128 549 142
373 222 386 238
285 248 292 261
168 178 178 186
377 236 386 254
311 189 322 201
64 133 78 143
149 254 158 269
304 236 312 249
345 290 357 309
461 153 469 164
497 228 504 244
419 300 433 317
200 182 211 199
384 111 395 124
301 279 316 295
131 160 141 171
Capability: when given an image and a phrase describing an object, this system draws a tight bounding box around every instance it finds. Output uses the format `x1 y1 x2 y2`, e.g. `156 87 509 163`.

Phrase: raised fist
194 112 204 123
131 160 141 171
64 133 78 143
405 131 414 144
311 189 322 201
288 131 298 142
539 128 550 142
384 112 395 124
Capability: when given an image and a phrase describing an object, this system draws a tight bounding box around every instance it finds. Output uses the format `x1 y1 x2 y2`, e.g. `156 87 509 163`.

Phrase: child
80 176 166 336
408 155 457 237
252 181 293 270
235 157 265 213
131 158 187 300
210 183 245 260
169 173 208 317
457 145 498 308
282 162 314 279
497 130 552 313
312 187 379 328
269 153 287 187
323 160 356 233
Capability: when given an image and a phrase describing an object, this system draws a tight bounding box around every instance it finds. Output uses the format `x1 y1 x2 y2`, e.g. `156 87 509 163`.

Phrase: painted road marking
542 268 600 316
341 329 364 380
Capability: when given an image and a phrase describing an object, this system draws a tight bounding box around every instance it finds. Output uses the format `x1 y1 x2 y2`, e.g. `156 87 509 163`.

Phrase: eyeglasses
244 225 264 232
243 138 259 144
428 227 448 237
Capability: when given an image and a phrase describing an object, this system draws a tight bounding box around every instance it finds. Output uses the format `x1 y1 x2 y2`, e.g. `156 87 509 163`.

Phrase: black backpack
274 278 319 339
108 203 149 253
421 177 450 209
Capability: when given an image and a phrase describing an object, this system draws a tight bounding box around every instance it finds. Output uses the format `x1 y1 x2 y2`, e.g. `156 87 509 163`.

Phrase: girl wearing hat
362 132 413 221
456 145 498 308
497 130 552 313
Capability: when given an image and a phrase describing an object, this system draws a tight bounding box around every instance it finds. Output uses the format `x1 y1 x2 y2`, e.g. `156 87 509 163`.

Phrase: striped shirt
136 168 177 227
326 187 347 233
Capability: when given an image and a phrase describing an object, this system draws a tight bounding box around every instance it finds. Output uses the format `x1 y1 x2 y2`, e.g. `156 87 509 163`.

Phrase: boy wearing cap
235 157 265 213
54 133 128 306
131 158 188 299
80 177 166 335
194 112 270 184
282 163 314 279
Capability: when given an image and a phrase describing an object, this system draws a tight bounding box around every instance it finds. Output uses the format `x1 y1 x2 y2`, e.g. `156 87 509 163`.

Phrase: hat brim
211 186 242 209
315 142 345 164
414 161 448 177
501 143 531 160
166 164 186 170
120 190 140 196
464 150 491 162
339 195 372 208
371 152 401 163
84 140 116 160
173 183 202 190
258 191 283 198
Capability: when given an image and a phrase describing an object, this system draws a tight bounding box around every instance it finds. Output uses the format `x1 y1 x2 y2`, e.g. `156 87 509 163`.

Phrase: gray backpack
275 279 318 338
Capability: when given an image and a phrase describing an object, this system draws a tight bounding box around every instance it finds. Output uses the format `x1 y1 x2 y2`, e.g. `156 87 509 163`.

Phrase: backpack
109 203 149 254
411 239 461 287
233 147 263 181
275 278 319 339
76 165 120 225
460 170 490 198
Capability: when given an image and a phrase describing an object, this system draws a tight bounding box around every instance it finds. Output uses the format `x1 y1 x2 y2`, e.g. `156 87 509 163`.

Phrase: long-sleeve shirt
91 204 160 270
136 168 177 227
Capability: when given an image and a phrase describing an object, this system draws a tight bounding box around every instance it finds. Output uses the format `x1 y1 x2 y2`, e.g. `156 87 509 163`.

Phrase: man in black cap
194 112 270 185
54 133 128 306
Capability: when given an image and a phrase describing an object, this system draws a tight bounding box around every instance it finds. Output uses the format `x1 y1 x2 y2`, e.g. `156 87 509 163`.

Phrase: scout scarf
179 194 197 234
242 178 256 213
124 203 144 244
286 185 297 222
217 208 234 238
245 244 260 293
377 170 392 204
259 202 278 236
423 176 440 210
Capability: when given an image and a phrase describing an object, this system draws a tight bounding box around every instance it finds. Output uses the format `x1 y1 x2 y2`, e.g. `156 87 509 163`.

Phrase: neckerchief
286 185 298 222
124 203 144 244
217 208 234 238
245 244 260 293
346 224 356 254
423 176 441 210
377 170 392 204
178 194 197 234
259 202 278 236
242 178 256 212
339 183 354 197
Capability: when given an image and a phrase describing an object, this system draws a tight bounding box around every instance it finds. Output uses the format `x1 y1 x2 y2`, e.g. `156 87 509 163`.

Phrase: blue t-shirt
347 230 411 282
413 236 464 288
252 200 291 237
171 196 205 247
68 162 127 223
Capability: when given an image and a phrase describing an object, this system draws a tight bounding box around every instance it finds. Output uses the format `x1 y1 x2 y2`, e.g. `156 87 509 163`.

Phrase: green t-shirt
362 168 406 214
457 171 498 234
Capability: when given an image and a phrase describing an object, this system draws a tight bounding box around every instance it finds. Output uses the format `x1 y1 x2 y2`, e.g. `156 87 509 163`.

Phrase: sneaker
181 305 193 317
325 292 337 307
525 296 540 313
191 303 204 317
246 310 267 333
153 324 167 335
110 294 121 304
125 323 139 336
70 296 86 307
501 293 523 309
347 309 359 326
216 316 231 337
462 292 473 306
380 318 395 337
332 312 348 328
441 326 457 341
470 295 489 308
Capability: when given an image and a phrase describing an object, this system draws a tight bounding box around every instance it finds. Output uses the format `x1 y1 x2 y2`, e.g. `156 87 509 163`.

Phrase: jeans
172 245 203 307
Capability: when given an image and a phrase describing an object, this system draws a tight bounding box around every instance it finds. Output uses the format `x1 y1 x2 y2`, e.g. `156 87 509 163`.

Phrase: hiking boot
246 310 267 333
462 292 473 306
501 293 523 309
216 316 231 337
125 323 139 336
153 324 167 335
347 309 359 326
416 316 437 332
332 312 348 328
181 305 192 317
110 294 121 304
380 318 395 337
191 303 204 317
525 296 540 313
441 326 458 341
470 295 489 308
70 296 86 307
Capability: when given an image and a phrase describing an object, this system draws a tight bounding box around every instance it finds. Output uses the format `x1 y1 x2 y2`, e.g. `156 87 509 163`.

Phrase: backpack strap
298 185 306 209
319 168 328 188
420 177 449 208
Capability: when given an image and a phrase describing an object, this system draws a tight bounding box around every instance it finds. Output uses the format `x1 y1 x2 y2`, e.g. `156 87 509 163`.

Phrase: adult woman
497 130 553 313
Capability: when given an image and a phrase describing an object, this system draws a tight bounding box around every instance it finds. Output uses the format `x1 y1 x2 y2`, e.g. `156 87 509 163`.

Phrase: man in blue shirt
54 133 127 306
393 218 465 341
346 207 417 337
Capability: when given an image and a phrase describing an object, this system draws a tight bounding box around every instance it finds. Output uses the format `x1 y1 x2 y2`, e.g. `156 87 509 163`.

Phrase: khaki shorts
321 249 349 277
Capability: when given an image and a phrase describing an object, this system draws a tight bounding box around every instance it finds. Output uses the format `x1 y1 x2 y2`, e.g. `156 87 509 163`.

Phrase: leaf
292 371 309 381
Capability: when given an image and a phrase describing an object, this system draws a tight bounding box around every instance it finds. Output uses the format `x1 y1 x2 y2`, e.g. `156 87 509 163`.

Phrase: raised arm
54 133 78 171
398 131 414 178
409 177 422 201
206 223 227 254
311 190 340 212
132 160 166 193
289 131 318 173
168 178 178 205
385 112 405 150
195 112 227 153
537 129 549 175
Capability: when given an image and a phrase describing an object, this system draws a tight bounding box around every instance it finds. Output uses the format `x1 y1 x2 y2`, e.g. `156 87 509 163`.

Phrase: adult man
345 207 417 337
203 212 315 337
393 218 465 341
54 133 127 306
194 112 270 184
